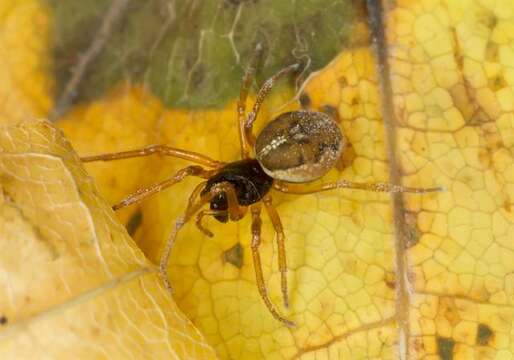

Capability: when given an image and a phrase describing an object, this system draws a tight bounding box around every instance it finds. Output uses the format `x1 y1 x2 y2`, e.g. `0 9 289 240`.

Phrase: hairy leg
81 144 224 168
273 179 444 195
195 210 226 237
244 63 300 146
262 195 289 308
159 182 246 293
113 166 216 210
238 44 264 159
250 204 295 327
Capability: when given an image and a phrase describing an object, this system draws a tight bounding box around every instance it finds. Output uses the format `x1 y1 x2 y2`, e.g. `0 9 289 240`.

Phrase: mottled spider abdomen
202 159 273 222
254 110 344 183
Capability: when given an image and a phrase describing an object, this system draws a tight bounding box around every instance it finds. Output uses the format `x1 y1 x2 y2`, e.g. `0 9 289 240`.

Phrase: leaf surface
0 120 217 358
3 0 514 359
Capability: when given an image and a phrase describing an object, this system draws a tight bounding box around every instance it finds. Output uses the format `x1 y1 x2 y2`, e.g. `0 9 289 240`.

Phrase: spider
81 45 442 327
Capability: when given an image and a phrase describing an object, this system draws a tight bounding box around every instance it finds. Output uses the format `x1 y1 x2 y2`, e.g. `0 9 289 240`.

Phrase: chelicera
81 45 441 326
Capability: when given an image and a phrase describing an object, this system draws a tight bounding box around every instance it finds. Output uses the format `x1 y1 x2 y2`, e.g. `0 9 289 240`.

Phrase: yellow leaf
0 120 216 359
59 49 401 359
4 0 514 358
388 0 514 358
58 0 514 355
0 0 54 124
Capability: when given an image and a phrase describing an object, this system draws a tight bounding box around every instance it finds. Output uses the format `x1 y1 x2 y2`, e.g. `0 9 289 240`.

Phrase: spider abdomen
202 159 273 222
255 110 344 183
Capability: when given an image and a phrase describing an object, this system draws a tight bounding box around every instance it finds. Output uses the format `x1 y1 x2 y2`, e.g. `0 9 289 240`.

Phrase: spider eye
255 110 344 183
210 192 227 210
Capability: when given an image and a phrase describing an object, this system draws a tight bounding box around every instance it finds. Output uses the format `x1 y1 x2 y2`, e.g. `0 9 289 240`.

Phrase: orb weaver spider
81 45 442 327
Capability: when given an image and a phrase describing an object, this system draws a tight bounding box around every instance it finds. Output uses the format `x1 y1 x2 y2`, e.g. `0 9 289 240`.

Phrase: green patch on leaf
476 323 494 346
437 336 455 360
223 242 244 269
48 0 368 110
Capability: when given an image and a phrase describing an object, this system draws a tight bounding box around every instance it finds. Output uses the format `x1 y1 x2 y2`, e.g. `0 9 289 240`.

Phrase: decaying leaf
0 120 216 358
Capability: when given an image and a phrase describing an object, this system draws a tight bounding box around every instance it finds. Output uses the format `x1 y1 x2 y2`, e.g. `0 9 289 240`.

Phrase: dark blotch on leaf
476 323 494 346
223 243 244 268
437 336 455 360
0 315 7 325
225 0 257 5
299 92 311 108
126 210 143 236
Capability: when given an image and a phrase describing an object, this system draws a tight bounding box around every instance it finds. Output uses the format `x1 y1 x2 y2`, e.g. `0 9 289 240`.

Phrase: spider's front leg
112 166 217 210
81 144 224 168
243 62 301 147
250 204 295 327
238 44 264 159
158 187 215 293
159 181 246 293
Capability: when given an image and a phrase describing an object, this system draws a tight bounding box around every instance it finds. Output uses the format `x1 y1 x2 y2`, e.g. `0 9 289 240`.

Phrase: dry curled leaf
0 120 216 359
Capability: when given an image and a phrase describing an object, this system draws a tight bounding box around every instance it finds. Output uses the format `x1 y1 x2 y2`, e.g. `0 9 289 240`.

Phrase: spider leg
262 195 289 308
159 181 245 293
244 63 301 147
195 210 226 237
238 43 264 159
250 203 295 327
273 179 445 195
213 182 248 222
81 144 224 168
159 189 214 293
113 166 216 210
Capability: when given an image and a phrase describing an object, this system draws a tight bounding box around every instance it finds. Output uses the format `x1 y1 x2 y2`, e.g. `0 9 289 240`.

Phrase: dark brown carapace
203 159 273 222
81 44 443 327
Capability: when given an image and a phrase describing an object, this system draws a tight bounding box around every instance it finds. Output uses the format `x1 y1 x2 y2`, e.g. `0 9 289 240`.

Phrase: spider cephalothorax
81 44 442 326
203 159 273 222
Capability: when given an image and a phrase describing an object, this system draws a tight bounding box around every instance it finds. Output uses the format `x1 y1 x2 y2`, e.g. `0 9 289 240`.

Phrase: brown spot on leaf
489 74 508 92
485 42 499 63
468 108 491 127
440 297 460 326
126 210 143 236
437 336 455 360
384 272 395 289
299 92 311 109
0 315 7 325
476 323 494 346
479 10 497 29
223 243 244 268
338 76 348 88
